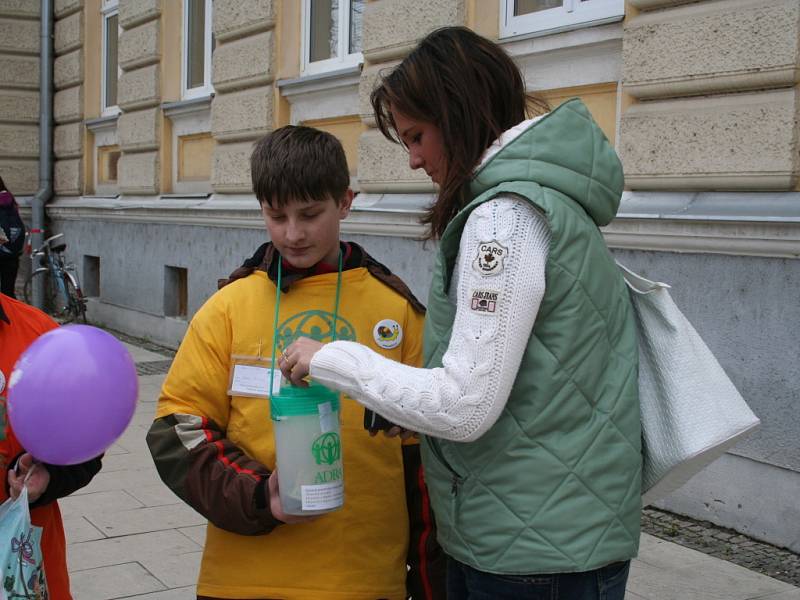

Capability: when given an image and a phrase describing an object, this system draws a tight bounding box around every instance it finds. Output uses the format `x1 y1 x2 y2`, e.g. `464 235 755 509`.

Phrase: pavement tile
178 525 207 547
124 342 171 363
125 482 183 507
129 410 161 430
64 516 106 544
68 529 202 572
759 592 800 600
137 374 168 403
85 503 207 537
139 550 204 588
111 433 150 455
70 562 166 600
628 535 797 600
73 467 159 495
58 489 143 519
104 442 129 456
98 450 159 473
124 587 196 600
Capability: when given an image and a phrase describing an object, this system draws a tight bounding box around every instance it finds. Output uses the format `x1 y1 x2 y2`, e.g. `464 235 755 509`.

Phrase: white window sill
501 22 623 91
162 95 213 119
85 114 119 134
277 65 362 124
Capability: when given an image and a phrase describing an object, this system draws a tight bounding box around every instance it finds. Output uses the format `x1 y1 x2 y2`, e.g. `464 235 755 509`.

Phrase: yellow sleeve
155 293 233 428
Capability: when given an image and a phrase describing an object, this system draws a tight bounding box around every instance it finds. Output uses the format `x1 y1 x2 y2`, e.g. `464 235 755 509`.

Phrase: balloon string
22 463 36 485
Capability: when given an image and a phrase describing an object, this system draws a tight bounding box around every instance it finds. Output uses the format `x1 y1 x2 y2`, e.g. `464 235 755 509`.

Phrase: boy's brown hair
251 125 350 208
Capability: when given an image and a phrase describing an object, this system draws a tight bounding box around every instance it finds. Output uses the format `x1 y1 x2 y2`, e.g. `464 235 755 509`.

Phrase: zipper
425 436 463 496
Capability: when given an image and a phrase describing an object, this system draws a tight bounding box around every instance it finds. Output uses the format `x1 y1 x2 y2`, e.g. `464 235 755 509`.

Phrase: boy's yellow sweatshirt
149 265 429 600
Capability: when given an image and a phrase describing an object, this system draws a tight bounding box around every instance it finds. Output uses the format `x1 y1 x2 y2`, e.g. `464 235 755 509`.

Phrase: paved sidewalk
61 339 800 600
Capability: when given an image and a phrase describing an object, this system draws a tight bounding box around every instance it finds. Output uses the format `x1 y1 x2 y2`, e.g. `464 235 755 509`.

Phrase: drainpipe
31 0 54 309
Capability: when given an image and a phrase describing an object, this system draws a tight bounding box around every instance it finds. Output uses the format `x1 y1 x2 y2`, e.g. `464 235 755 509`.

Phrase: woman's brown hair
371 26 548 239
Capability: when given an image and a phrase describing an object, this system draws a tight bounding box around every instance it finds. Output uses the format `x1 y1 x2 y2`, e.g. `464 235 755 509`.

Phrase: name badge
228 358 282 398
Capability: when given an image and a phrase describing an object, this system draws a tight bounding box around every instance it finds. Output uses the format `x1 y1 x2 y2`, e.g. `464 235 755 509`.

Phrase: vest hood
470 98 624 227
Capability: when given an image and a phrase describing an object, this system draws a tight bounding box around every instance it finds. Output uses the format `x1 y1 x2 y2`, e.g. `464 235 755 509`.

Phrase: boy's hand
268 470 317 525
8 453 49 503
280 337 324 386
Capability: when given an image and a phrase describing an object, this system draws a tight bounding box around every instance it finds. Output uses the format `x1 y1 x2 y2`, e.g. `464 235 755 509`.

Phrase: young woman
281 27 641 600
0 176 25 298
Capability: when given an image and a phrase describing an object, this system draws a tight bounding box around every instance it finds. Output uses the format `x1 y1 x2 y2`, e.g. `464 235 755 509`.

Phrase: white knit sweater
311 117 551 442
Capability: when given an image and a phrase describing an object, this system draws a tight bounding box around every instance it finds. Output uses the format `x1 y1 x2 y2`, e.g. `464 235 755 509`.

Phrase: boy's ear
338 189 354 219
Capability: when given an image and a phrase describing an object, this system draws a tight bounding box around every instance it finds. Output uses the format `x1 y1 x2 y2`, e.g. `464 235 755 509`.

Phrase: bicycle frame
25 232 87 322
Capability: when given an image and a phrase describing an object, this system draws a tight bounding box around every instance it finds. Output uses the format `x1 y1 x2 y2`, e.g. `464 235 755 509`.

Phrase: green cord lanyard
269 249 343 397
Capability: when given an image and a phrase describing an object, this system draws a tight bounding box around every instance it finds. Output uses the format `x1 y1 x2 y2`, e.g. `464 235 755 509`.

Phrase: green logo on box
311 432 341 466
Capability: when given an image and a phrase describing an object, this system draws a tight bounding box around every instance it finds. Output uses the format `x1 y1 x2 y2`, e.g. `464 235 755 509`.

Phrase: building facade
1 0 798 555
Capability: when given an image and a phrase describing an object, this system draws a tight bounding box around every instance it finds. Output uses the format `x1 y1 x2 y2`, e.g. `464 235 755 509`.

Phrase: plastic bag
0 487 48 599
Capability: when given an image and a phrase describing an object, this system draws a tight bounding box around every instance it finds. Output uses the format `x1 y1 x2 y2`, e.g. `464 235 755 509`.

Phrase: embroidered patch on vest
472 240 507 276
373 319 403 349
470 289 499 314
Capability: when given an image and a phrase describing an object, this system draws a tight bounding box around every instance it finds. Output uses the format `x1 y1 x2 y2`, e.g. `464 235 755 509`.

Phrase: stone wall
619 0 800 190
117 0 161 194
357 0 467 195
210 0 276 193
52 0 86 195
0 1 40 194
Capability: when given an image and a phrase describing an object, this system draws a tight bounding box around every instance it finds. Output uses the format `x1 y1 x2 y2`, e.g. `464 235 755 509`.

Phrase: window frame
301 0 364 76
100 0 120 117
182 0 215 100
500 0 624 39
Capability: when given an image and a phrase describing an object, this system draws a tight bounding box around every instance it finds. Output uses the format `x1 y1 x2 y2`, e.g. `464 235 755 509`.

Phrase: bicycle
22 232 87 323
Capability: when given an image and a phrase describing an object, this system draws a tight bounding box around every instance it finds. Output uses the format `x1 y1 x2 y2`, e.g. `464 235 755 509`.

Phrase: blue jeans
446 558 631 600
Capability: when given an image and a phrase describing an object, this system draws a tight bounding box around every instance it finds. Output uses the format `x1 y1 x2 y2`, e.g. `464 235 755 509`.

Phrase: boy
147 126 443 600
1 293 103 599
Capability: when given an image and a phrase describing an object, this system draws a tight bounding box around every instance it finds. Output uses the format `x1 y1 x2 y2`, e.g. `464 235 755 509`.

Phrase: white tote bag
617 262 760 506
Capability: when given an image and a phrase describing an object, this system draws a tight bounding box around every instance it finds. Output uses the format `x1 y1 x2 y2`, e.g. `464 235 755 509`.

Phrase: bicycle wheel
61 273 87 324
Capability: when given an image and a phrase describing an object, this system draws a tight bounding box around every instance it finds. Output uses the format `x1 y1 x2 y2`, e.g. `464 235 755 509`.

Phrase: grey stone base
87 298 188 349
655 453 800 554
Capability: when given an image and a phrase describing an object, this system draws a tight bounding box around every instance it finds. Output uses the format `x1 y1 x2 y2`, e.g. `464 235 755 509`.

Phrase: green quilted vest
421 99 641 575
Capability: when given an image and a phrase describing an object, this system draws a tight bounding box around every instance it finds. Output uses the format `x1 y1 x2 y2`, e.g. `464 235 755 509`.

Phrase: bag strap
615 260 671 295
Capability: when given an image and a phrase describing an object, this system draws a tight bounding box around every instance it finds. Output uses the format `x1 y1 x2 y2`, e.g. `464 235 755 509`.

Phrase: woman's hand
370 426 419 440
8 453 49 503
268 470 317 525
279 337 324 386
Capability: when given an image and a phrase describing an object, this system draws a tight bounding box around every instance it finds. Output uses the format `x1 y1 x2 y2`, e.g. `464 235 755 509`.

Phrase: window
302 0 364 75
182 0 214 99
500 0 624 38
101 0 120 116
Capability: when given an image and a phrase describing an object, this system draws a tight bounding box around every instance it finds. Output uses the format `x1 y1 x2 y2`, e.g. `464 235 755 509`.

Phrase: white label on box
301 481 344 511
230 364 281 397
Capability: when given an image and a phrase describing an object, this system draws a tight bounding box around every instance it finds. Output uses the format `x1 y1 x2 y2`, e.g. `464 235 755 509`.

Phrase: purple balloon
7 325 138 465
